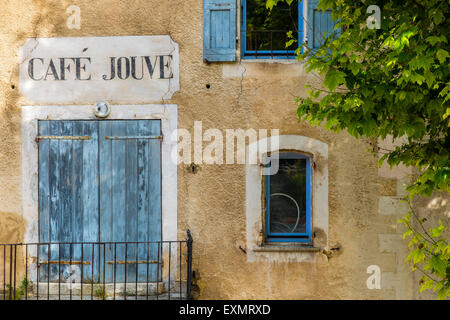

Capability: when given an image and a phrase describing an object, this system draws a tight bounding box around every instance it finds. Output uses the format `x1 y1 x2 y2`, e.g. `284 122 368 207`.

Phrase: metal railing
243 30 301 58
0 231 193 300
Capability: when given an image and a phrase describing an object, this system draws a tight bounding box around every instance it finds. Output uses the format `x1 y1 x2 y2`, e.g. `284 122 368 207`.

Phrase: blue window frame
264 152 312 243
242 0 303 59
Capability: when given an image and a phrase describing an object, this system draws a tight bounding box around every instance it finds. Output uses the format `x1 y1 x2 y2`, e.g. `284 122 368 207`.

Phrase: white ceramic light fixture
94 101 111 118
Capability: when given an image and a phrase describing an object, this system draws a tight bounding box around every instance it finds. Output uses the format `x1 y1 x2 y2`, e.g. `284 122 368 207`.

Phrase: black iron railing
243 30 301 58
0 231 193 300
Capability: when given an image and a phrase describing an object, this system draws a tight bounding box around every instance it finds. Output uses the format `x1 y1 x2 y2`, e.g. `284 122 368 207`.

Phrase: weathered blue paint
203 0 236 62
147 120 162 281
38 120 162 283
99 120 113 282
37 121 50 280
71 121 84 265
307 0 339 50
58 121 73 271
125 121 138 282
110 120 127 283
264 153 312 243
82 121 100 282
100 120 162 282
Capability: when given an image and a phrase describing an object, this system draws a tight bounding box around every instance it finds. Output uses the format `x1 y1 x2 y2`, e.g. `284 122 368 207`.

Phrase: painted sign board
19 36 180 103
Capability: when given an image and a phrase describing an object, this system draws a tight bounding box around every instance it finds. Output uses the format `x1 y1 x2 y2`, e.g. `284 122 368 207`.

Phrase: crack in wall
10 11 43 90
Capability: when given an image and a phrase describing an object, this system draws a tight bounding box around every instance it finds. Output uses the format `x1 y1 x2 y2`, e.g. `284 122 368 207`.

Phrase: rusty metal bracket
38 260 91 265
105 136 163 140
35 136 91 142
106 260 159 265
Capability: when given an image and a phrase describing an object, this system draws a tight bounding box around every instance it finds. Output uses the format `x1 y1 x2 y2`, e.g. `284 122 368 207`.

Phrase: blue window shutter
203 0 236 62
307 0 339 50
98 120 162 283
38 120 100 281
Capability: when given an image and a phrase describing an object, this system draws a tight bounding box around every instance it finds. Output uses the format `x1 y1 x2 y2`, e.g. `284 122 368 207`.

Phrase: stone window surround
21 104 178 245
245 135 328 263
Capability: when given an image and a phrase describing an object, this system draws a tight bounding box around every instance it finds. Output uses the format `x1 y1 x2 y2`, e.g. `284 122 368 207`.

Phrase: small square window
242 0 303 59
264 152 312 243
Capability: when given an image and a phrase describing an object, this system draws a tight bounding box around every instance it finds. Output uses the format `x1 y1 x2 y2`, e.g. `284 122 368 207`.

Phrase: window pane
269 157 307 234
245 0 299 52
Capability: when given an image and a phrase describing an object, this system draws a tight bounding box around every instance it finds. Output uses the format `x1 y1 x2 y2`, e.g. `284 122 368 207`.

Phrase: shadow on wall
0 0 63 235
0 212 26 244
0 212 27 289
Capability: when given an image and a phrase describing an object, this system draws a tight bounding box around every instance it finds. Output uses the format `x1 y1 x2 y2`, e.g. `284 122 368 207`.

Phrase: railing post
186 230 193 300
9 245 12 300
13 244 17 300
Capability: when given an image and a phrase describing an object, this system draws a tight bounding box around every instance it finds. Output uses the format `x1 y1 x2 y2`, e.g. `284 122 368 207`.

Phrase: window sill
240 58 302 65
253 245 321 253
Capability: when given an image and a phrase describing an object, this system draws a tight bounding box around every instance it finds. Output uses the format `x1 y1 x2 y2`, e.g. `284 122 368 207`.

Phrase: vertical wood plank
72 121 84 265
308 0 319 49
222 10 230 48
81 121 99 281
136 120 150 281
99 121 113 282
125 120 138 282
58 121 73 280
111 120 127 283
148 120 162 281
48 121 60 280
38 121 50 281
59 121 73 260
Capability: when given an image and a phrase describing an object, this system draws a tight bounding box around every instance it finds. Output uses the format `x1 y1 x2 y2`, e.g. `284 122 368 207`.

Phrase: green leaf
436 49 449 64
426 36 443 46
323 69 346 92
286 38 297 48
266 0 278 10
420 278 435 292
436 285 448 300
429 255 447 277
430 223 445 238
294 0 450 299
433 10 445 25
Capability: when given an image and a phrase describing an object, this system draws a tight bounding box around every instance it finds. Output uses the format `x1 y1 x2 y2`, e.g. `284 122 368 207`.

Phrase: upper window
264 152 311 243
242 0 303 59
202 0 339 62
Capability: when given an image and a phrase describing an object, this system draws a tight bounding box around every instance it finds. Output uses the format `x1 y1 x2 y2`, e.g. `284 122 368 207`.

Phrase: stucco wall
0 0 447 299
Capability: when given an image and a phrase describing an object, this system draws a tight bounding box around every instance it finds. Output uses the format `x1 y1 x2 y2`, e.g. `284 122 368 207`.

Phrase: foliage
5 278 30 300
94 284 108 300
399 201 449 300
268 0 450 298
246 0 299 51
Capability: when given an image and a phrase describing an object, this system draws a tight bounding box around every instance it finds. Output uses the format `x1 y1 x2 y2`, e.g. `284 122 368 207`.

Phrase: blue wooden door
38 120 162 284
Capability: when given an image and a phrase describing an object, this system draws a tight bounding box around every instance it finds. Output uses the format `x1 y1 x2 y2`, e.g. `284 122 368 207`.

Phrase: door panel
98 120 162 283
38 120 99 282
